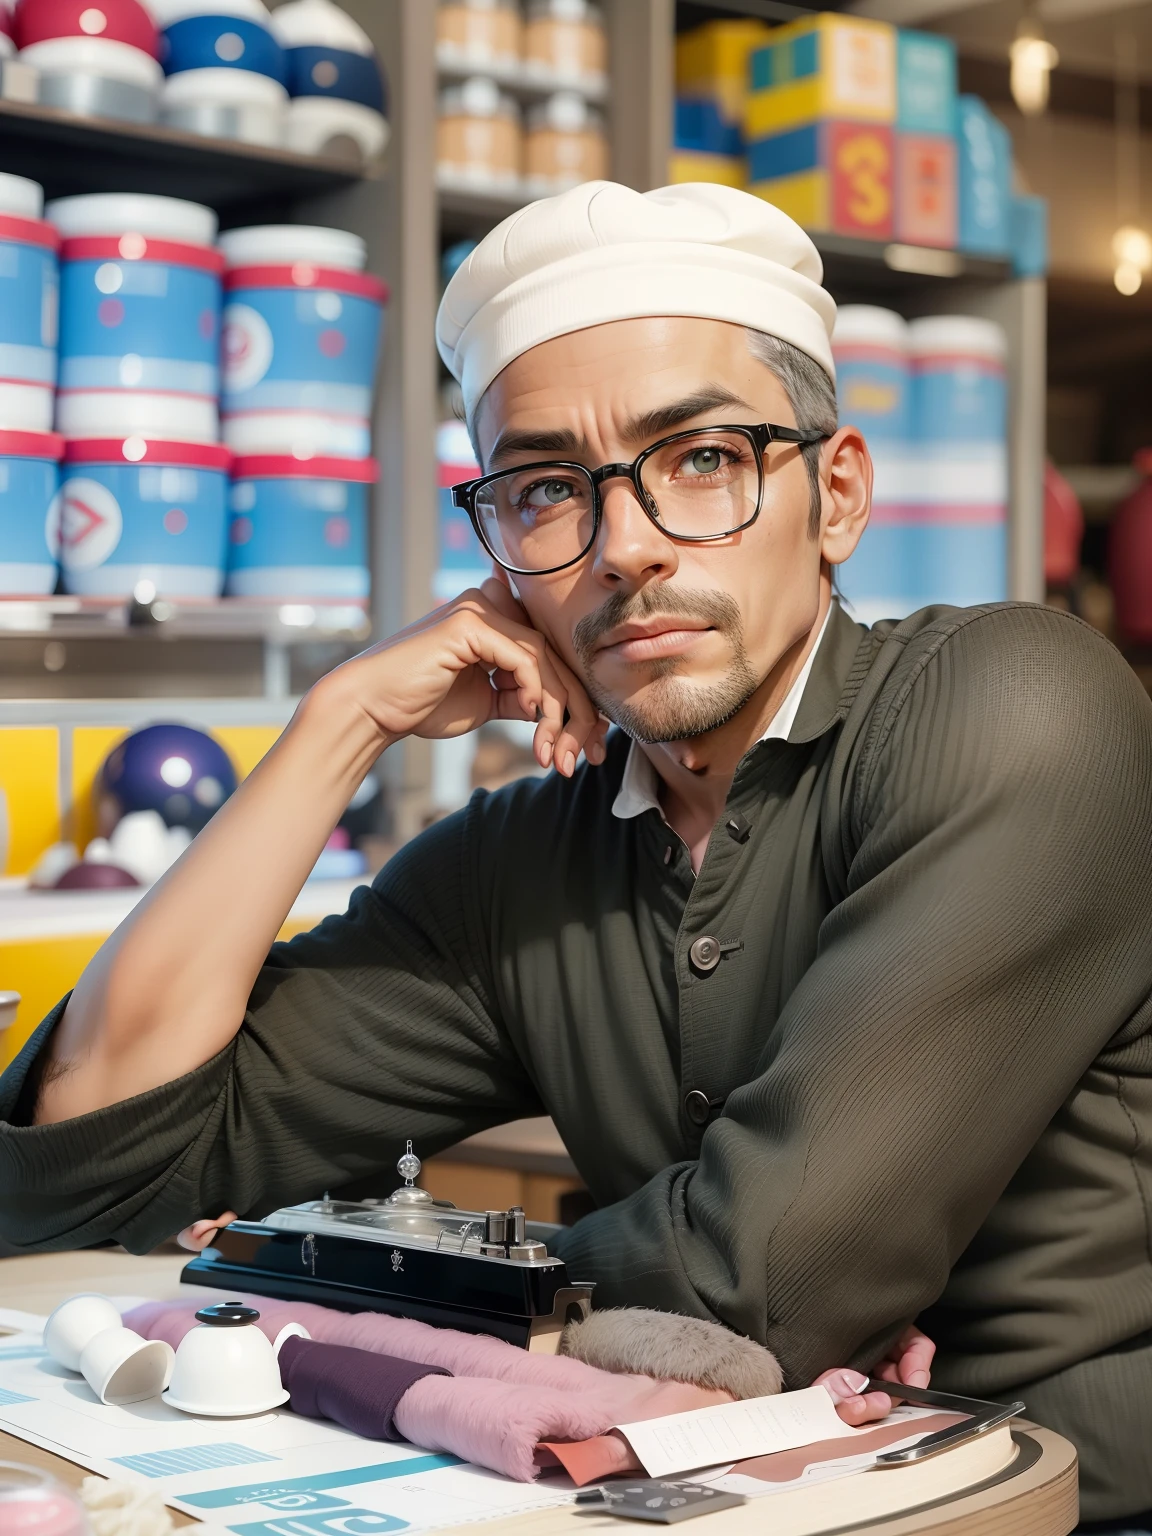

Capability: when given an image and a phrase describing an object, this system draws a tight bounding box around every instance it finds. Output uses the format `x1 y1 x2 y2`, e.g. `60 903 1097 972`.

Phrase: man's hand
331 575 609 778
177 1212 238 1252
815 1325 936 1426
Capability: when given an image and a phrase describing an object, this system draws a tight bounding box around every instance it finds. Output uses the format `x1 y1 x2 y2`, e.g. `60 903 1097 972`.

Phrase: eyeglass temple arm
769 426 829 445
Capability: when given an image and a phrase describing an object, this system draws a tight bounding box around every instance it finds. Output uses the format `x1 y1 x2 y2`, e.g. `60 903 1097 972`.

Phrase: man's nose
591 476 678 587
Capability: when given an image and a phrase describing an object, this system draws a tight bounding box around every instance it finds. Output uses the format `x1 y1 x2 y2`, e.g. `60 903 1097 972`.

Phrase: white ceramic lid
833 305 909 349
527 90 598 133
147 0 273 24
218 222 365 270
907 314 1007 360
45 191 218 244
0 171 43 219
439 75 516 120
160 65 287 104
18 34 163 87
270 0 372 55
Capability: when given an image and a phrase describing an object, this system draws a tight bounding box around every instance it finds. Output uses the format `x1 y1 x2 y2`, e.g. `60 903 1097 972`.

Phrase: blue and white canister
48 192 223 443
0 428 63 596
270 0 388 160
59 436 230 597
152 0 288 146
0 173 59 433
226 452 375 599
220 226 386 456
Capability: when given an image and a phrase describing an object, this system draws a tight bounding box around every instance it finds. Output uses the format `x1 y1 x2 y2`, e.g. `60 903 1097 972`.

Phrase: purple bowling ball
98 723 238 835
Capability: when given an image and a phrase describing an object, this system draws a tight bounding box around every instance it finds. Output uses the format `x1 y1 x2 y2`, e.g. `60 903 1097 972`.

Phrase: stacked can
218 223 386 456
435 418 484 601
907 314 1007 609
151 0 288 147
58 436 230 598
0 429 64 595
14 0 162 123
0 174 63 597
834 308 1007 620
225 452 375 599
47 192 222 443
270 0 388 161
0 173 59 434
832 305 914 624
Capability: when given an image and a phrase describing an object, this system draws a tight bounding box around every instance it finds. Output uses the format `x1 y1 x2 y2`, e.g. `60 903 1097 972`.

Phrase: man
1 183 1150 1519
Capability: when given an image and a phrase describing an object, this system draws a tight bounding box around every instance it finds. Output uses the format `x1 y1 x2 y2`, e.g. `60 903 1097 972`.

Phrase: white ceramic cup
163 1303 305 1416
43 1293 122 1373
79 1326 175 1406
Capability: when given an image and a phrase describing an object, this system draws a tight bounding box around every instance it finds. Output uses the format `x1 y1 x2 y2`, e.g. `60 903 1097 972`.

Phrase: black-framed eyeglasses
451 421 828 576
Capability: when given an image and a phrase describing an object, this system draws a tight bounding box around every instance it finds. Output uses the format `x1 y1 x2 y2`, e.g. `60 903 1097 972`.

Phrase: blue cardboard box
1010 194 1048 277
957 95 1012 256
897 30 957 135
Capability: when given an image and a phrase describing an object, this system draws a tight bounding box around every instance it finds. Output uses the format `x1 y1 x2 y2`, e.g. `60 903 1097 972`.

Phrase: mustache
572 585 744 664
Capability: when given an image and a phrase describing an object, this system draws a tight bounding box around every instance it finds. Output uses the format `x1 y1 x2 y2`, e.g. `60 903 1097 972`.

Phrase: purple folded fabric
278 1334 451 1440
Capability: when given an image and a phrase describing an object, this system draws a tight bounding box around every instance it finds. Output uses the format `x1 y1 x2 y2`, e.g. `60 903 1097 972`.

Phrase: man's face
474 316 860 744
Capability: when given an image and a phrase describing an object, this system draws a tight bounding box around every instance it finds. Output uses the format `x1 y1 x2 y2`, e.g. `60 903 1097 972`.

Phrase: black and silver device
180 1143 594 1351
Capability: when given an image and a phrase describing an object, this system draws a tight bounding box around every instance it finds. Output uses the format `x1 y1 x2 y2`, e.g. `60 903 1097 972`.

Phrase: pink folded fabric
125 1298 729 1482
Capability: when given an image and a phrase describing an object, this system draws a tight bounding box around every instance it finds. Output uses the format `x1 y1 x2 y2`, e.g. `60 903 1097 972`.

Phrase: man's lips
597 619 714 662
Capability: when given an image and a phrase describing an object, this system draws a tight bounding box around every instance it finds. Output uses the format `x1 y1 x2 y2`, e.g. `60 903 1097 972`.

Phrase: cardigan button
689 935 722 972
683 1090 713 1126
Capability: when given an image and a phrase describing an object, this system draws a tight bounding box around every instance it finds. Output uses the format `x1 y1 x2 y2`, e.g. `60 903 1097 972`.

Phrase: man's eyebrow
622 388 753 443
485 386 753 470
488 426 591 468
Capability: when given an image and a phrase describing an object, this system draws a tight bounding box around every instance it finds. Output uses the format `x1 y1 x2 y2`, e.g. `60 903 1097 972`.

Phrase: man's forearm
37 681 389 1125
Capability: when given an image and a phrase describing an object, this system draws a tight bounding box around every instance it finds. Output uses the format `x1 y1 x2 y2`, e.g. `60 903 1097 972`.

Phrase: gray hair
745 329 838 538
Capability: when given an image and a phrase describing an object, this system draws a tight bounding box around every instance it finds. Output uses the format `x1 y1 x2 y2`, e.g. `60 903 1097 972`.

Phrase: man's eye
524 479 575 507
683 447 724 476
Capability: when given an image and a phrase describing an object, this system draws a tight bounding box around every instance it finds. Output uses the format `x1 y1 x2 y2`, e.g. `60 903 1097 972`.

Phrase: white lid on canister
440 75 517 121
148 0 274 26
218 223 366 270
161 66 288 106
833 305 909 350
270 0 374 56
527 90 600 133
0 172 44 219
45 191 218 245
907 314 1006 361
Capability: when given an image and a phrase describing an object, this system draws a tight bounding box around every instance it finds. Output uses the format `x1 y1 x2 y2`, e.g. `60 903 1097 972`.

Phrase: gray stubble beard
572 586 760 745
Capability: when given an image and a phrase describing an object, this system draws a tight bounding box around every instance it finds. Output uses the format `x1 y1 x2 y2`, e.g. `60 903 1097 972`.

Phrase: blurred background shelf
0 596 371 643
0 98 380 216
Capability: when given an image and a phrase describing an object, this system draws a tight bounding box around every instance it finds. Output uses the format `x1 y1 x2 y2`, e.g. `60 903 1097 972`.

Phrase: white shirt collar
610 604 835 822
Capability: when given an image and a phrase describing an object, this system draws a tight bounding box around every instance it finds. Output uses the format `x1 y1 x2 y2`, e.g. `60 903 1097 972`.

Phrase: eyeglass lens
473 428 762 572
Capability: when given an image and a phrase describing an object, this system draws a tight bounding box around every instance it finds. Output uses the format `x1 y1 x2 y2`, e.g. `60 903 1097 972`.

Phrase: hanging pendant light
1112 29 1145 294
1010 17 1059 115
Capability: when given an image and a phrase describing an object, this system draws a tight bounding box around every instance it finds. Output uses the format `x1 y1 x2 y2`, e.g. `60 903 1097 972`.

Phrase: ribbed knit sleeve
0 808 543 1253
553 607 1152 1388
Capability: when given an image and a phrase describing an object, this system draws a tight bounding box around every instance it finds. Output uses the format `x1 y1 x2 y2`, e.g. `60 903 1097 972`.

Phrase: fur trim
559 1308 783 1398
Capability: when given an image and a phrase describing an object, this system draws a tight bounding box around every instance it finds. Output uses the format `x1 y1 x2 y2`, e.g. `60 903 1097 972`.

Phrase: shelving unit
0 0 1046 837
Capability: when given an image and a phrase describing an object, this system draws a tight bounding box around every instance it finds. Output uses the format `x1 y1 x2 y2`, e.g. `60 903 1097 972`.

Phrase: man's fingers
816 1369 895 1426
177 1211 237 1252
895 1325 935 1390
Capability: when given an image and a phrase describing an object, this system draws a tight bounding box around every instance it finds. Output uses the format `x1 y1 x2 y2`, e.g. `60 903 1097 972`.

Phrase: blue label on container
913 363 1006 442
162 14 287 84
838 517 1007 617
285 45 385 112
0 455 60 580
59 462 228 594
225 474 369 597
835 356 909 439
0 238 58 386
58 257 221 398
221 288 382 418
438 489 484 571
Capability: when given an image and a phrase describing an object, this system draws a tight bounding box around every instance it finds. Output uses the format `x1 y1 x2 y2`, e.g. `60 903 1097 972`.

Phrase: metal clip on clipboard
863 1377 1026 1464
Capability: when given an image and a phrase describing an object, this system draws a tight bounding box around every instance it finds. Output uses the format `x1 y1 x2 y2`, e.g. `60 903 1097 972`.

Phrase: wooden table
0 1250 1079 1536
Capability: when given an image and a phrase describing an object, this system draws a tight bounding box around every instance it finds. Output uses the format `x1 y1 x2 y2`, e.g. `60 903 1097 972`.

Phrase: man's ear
818 425 871 569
